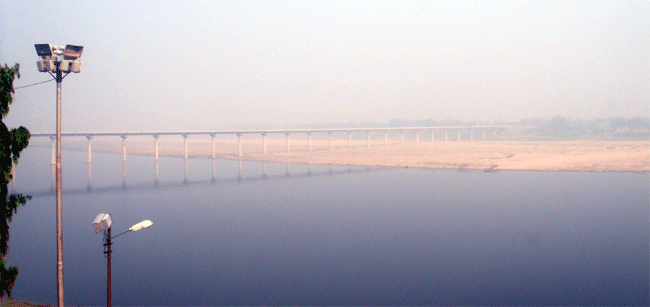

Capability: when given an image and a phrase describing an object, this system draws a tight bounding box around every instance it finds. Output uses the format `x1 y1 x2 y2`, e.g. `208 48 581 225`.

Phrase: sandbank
30 136 649 173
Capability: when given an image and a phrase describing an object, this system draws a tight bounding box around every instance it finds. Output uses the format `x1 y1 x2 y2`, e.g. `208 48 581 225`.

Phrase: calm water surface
7 147 649 305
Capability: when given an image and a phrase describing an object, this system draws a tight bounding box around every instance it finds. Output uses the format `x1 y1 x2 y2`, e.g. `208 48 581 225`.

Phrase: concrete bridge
28 125 507 187
31 125 509 164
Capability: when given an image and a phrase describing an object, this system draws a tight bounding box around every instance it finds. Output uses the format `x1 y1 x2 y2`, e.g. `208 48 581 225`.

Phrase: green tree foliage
0 63 31 298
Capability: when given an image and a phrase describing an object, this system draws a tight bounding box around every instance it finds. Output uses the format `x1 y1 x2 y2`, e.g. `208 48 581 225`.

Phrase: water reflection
86 162 92 191
122 161 127 188
155 159 159 184
26 159 383 198
263 162 267 178
238 160 243 180
211 159 216 181
184 159 188 183
50 162 55 191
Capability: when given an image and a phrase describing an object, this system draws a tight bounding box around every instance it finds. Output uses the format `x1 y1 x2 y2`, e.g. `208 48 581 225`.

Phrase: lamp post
93 214 153 307
34 43 83 307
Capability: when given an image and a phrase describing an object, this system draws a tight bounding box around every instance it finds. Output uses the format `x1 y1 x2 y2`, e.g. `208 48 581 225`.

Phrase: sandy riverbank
30 136 649 172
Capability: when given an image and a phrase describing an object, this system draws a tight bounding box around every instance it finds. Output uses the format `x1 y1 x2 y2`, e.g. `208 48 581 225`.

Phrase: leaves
0 63 29 298
0 64 20 118
0 259 18 298
10 127 30 165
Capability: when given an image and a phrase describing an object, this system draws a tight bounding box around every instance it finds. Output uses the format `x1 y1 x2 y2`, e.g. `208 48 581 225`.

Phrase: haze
1 1 648 133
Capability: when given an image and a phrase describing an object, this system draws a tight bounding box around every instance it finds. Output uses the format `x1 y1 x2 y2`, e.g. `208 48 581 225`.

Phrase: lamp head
93 213 112 233
63 45 84 60
129 220 153 232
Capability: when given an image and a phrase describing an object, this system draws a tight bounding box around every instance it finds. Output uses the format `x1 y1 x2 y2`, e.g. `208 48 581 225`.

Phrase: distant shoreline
28 137 650 173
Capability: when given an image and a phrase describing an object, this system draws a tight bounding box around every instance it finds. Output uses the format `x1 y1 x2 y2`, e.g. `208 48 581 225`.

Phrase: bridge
31 125 509 164
26 125 508 189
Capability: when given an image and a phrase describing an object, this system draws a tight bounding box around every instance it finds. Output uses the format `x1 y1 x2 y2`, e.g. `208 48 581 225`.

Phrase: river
7 147 649 305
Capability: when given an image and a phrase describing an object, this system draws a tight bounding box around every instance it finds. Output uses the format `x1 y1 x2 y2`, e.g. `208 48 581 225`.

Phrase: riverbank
29 137 649 172
0 298 49 307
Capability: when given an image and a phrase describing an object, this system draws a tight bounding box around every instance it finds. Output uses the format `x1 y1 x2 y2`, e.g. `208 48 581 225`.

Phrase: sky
1 0 648 133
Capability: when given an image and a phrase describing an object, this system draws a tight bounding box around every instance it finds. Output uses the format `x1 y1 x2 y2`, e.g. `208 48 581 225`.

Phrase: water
7 147 649 305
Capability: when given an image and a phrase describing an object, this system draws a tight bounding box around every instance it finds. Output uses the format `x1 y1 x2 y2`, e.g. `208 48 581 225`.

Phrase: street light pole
55 61 64 307
94 214 152 307
35 43 83 307
104 227 112 307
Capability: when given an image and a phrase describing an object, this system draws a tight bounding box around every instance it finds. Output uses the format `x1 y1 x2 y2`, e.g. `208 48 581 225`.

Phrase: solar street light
34 42 83 307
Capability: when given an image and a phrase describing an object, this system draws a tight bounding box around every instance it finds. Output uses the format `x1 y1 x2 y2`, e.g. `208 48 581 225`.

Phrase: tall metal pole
55 66 64 307
105 228 112 307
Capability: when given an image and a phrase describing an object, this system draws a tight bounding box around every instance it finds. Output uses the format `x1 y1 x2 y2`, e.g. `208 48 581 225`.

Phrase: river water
7 147 649 305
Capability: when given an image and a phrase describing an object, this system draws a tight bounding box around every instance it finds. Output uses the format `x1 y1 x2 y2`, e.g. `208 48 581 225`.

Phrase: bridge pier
237 133 242 157
285 132 290 153
328 132 333 151
86 136 92 164
210 134 216 159
50 136 56 165
182 135 189 160
445 130 448 142
121 135 128 187
366 131 370 148
458 130 461 141
348 131 352 149
307 133 312 152
430 130 434 142
262 133 267 155
153 135 160 161
384 131 388 147
121 135 127 162
400 130 404 145
482 130 485 140
470 130 474 141
415 131 419 144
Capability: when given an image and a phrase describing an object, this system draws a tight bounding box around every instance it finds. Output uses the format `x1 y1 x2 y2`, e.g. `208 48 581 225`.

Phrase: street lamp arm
111 220 153 239
112 230 130 239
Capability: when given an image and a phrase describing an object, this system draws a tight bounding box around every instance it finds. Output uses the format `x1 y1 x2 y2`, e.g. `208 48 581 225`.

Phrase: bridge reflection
26 126 507 196
31 160 382 198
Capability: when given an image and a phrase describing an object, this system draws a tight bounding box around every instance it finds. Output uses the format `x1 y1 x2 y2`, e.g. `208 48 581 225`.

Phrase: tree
549 115 571 135
0 63 31 298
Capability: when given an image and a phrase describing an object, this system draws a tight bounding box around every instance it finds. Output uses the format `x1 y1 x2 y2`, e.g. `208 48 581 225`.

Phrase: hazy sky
1 1 648 132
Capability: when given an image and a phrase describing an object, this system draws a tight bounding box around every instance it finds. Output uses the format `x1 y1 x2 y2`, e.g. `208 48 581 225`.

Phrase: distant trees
385 115 649 139
549 116 573 135
0 63 31 298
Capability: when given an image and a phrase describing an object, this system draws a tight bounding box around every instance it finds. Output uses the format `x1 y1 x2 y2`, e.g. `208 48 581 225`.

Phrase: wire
14 79 55 89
